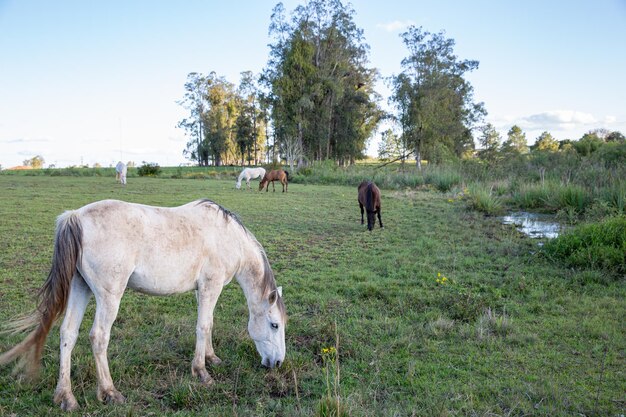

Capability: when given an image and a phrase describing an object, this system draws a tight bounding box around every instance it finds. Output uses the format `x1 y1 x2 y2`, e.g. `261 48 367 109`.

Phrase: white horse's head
248 286 286 368
235 180 241 189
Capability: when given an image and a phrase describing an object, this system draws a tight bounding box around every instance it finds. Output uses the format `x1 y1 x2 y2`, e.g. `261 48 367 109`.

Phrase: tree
178 73 210 166
23 155 45 169
389 26 485 169
263 0 381 166
204 73 238 166
501 125 528 155
477 123 501 161
237 71 265 165
573 131 604 156
377 128 409 163
177 72 239 166
606 130 625 143
533 131 559 152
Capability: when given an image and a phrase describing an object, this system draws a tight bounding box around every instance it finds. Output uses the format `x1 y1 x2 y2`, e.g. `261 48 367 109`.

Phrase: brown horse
259 170 289 192
358 180 383 231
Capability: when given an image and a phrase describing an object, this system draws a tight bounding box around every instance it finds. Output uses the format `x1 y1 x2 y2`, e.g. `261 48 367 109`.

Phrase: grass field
0 175 624 416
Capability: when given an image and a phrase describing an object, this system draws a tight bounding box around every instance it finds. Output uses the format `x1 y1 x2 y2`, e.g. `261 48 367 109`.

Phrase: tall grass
543 216 626 276
466 184 504 215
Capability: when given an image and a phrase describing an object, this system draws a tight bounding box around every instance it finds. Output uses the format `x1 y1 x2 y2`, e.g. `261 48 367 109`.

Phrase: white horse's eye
271 323 279 330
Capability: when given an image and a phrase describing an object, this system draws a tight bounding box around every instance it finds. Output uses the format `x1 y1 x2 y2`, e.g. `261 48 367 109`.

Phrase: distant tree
23 155 45 169
178 73 210 166
606 130 625 143
177 72 238 166
533 131 559 152
236 71 264 165
377 128 408 162
573 131 604 156
477 123 501 161
501 125 528 155
93 162 102 168
590 128 610 140
127 161 135 167
389 26 485 169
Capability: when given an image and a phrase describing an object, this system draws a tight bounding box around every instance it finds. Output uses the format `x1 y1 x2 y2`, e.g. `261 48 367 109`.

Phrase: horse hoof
55 391 79 412
99 388 126 405
201 374 215 387
207 354 223 366
61 398 79 412
193 366 215 386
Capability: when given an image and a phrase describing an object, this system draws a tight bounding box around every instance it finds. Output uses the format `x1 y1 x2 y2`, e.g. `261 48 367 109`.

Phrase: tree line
177 0 623 169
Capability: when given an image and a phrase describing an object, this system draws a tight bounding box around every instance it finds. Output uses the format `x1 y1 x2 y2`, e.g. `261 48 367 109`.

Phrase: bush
543 216 626 276
137 162 161 177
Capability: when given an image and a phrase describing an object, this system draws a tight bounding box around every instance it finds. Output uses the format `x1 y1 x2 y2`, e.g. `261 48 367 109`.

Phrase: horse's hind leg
359 203 365 225
90 292 126 405
54 274 92 412
377 208 384 229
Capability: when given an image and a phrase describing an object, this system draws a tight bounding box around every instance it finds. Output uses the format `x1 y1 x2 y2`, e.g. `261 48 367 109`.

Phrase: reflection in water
502 212 560 239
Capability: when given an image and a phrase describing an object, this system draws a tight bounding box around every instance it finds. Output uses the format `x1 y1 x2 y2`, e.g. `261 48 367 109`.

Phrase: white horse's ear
268 289 278 305
277 286 283 298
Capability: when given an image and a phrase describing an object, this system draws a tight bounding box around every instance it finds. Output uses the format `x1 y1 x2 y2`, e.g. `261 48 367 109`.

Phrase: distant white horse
236 167 266 190
0 199 286 412
115 161 127 185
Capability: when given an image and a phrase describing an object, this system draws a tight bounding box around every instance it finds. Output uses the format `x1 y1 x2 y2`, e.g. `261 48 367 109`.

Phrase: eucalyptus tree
264 0 381 165
389 26 485 168
178 73 210 166
178 72 238 166
237 71 266 165
204 73 238 166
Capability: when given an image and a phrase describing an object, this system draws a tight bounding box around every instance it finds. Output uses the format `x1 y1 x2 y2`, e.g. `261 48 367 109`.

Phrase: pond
501 211 561 239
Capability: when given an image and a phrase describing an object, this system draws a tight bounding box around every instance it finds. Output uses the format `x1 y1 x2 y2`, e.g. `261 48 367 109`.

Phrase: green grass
0 175 624 416
543 216 626 275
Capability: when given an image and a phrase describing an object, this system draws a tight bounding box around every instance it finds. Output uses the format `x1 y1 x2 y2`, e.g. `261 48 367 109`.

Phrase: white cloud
376 20 414 32
522 110 597 130
604 115 617 124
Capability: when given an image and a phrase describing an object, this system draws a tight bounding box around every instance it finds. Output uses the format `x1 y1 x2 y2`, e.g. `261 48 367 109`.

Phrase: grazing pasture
0 175 624 416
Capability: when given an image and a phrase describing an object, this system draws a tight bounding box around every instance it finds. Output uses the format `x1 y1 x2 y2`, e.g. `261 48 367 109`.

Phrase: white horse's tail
0 211 83 379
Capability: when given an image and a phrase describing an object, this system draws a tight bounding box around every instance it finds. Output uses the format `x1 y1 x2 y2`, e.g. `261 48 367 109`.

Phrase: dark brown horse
259 170 289 192
358 180 383 231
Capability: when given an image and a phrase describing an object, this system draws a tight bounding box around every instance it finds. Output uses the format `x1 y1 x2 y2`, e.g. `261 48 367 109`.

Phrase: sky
1 0 625 168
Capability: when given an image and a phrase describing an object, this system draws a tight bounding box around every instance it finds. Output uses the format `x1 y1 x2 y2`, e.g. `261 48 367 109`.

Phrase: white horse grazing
0 199 286 412
115 161 127 185
236 167 266 190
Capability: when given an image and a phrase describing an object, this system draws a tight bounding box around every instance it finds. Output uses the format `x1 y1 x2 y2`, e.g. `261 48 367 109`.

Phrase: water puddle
501 212 560 239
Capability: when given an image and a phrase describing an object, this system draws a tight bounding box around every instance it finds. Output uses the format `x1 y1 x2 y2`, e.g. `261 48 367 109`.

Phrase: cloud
518 110 598 131
376 20 414 32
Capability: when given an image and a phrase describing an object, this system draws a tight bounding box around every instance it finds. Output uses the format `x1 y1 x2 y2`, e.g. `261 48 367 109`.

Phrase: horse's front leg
193 283 223 386
377 208 384 229
54 275 92 412
90 293 126 405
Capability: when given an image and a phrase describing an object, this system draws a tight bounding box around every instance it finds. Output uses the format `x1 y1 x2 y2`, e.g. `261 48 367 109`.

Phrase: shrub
543 216 626 276
137 162 161 177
